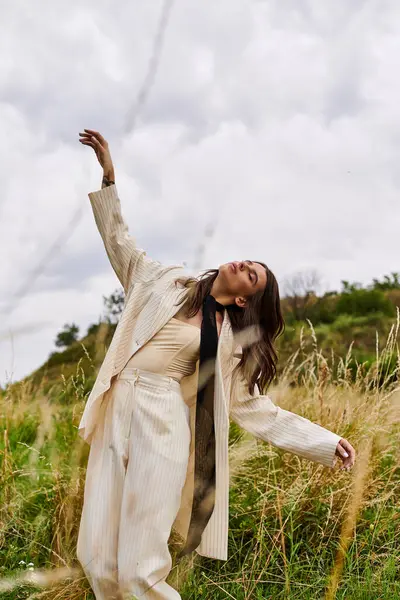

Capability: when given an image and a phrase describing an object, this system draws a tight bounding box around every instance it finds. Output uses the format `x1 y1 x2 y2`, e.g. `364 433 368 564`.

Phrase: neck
210 280 235 308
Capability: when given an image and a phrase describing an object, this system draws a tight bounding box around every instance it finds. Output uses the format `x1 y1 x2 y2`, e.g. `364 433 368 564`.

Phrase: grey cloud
2 0 400 384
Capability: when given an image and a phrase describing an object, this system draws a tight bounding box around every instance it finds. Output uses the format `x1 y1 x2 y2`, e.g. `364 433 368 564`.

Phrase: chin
224 263 234 277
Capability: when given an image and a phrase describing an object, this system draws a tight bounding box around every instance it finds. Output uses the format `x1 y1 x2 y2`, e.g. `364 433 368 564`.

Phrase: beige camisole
124 316 201 383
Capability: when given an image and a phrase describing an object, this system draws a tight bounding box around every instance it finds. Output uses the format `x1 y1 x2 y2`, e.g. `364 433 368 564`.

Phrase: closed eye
245 260 258 286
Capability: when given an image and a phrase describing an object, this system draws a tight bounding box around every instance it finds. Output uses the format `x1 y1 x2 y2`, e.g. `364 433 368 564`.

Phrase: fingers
79 132 99 142
79 134 105 153
339 438 352 453
83 128 107 145
336 442 349 459
338 438 356 457
79 139 97 150
336 438 356 471
341 439 356 463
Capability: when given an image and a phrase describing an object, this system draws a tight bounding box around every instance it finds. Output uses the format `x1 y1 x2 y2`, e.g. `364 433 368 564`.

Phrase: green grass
1 315 399 599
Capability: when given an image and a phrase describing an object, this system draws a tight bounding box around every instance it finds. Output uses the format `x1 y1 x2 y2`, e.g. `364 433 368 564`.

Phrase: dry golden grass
0 310 399 598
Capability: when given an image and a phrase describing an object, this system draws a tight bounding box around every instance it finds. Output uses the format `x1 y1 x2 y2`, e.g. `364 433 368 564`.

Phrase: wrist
103 166 115 180
102 173 115 188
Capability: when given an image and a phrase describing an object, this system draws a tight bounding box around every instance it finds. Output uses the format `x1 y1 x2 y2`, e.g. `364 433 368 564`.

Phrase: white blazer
78 184 343 561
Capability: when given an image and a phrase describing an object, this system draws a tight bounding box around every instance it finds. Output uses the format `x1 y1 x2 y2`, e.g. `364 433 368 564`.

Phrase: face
218 260 268 307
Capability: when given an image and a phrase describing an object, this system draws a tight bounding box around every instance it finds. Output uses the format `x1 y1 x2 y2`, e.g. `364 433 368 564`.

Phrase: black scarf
177 293 241 558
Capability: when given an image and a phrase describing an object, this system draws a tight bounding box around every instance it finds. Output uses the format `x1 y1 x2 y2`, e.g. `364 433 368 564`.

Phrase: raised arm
79 129 173 294
229 366 342 468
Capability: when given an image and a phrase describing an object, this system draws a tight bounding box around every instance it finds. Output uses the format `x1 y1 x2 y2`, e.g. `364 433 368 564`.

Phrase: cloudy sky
1 0 400 386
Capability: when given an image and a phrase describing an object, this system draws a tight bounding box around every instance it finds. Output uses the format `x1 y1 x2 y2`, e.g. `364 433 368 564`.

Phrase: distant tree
304 290 339 324
336 287 395 317
82 289 124 340
55 323 80 348
341 273 400 293
370 272 400 291
102 288 125 324
87 320 102 336
282 269 323 321
340 280 363 294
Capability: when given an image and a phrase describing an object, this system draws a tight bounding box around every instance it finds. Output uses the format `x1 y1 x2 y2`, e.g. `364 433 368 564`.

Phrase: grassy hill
5 284 399 398
0 283 400 598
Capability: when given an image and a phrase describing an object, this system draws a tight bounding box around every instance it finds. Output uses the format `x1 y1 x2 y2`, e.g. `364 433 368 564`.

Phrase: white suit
77 184 342 575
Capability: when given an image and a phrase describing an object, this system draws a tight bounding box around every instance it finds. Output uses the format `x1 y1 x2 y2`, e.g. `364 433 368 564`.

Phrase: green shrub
335 288 396 318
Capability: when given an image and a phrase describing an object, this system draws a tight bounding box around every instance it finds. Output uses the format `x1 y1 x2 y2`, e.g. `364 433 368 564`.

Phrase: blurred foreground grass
0 316 399 599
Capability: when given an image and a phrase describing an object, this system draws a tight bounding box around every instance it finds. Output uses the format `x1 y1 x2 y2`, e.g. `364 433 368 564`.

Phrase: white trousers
77 366 191 600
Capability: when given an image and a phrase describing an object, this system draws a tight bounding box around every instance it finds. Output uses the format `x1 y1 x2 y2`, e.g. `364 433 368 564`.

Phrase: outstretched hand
335 438 355 471
79 129 114 178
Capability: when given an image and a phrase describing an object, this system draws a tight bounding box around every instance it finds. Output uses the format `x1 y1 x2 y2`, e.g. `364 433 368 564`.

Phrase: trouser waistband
116 366 181 392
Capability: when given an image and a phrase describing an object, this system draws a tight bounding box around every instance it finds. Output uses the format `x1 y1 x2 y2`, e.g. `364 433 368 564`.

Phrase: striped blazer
78 184 343 561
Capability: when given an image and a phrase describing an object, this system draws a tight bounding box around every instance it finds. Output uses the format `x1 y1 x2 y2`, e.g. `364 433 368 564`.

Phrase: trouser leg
117 376 191 600
77 380 132 600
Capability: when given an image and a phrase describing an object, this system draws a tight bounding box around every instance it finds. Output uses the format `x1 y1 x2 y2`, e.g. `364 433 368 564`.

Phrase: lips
230 263 237 273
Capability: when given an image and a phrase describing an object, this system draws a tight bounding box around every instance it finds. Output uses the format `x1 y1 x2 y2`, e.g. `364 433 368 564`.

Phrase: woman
77 129 355 600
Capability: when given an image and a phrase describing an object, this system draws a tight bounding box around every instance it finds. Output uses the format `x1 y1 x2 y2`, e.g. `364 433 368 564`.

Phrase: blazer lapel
130 278 188 353
216 309 235 412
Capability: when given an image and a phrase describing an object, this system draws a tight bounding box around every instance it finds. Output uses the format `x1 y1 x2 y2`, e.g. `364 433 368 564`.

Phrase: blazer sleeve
88 184 168 295
229 370 342 468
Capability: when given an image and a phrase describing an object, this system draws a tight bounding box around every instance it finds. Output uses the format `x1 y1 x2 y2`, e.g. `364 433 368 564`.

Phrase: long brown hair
173 261 285 396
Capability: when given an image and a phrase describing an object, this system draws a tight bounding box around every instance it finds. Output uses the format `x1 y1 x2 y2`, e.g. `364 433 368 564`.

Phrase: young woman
77 129 356 600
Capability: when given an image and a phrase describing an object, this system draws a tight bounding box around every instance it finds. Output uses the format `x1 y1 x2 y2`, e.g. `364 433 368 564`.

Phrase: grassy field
0 314 399 599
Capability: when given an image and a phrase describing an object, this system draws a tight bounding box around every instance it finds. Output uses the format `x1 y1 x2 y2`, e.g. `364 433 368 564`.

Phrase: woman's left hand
335 438 356 471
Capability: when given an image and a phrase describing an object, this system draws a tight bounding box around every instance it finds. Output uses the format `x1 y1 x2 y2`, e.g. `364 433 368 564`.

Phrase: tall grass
0 311 399 598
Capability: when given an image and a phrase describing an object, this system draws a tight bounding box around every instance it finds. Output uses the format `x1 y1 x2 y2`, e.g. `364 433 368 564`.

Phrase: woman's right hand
79 129 114 178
